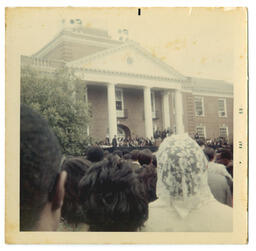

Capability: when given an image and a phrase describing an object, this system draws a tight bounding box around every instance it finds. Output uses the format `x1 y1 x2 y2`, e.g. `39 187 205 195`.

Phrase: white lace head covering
156 133 214 218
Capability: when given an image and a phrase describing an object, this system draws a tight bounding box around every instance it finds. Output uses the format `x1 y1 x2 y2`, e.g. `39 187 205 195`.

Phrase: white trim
33 32 120 58
192 91 233 98
75 68 181 90
67 41 187 81
218 98 227 118
194 96 205 117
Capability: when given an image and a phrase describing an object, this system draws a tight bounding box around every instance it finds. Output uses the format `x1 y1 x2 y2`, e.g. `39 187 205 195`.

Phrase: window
151 91 156 118
115 88 124 117
219 126 228 139
218 98 227 117
196 126 206 139
194 96 204 116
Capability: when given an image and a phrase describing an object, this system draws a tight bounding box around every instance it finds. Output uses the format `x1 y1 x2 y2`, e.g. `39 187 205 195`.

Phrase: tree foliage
21 66 91 155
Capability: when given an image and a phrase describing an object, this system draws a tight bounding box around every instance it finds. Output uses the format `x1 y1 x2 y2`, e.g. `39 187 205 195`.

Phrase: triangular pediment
67 41 186 81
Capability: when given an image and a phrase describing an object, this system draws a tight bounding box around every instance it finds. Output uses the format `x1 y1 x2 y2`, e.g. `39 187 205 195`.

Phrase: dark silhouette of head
61 157 91 225
86 146 104 163
216 149 233 166
130 149 140 161
123 153 132 160
138 164 158 203
113 149 123 158
20 105 66 231
203 147 215 162
79 155 148 231
138 149 153 166
152 154 157 168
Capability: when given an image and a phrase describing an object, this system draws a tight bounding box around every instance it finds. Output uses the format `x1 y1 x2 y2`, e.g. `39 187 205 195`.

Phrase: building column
107 83 117 141
162 91 171 130
175 89 184 134
144 86 153 139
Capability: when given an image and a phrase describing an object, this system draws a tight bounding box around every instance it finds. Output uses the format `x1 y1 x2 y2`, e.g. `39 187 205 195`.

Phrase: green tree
21 66 91 155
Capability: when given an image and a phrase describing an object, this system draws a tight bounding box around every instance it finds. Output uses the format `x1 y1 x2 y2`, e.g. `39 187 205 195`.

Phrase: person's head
61 157 91 225
203 147 215 162
113 149 123 158
130 149 140 161
138 164 158 203
152 154 157 168
103 150 110 158
123 153 132 160
138 149 153 166
20 105 67 231
216 149 233 166
86 146 104 163
197 139 205 148
79 156 148 231
156 134 211 217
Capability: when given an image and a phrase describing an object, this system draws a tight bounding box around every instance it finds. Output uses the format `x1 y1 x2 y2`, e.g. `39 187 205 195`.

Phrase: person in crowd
204 147 233 180
59 157 91 231
79 155 148 231
130 149 141 169
204 147 233 207
216 149 233 177
138 164 158 203
113 149 123 158
142 134 233 232
86 146 104 163
152 154 157 168
196 139 205 150
20 105 67 231
112 135 118 147
123 153 132 160
138 149 153 166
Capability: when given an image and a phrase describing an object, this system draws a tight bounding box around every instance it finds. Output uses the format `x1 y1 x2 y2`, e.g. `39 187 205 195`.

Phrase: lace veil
155 133 214 218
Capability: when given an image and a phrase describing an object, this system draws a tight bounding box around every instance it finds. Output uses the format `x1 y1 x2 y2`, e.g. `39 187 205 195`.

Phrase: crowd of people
20 104 233 232
95 131 232 152
95 135 155 148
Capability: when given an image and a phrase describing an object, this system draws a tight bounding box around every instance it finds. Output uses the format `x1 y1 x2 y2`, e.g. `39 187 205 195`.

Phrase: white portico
67 40 187 141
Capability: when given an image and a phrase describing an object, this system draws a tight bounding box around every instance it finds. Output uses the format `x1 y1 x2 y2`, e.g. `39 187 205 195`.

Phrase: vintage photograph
5 7 247 243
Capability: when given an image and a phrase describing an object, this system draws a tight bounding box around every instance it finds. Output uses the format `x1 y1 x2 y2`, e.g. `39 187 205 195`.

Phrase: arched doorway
117 124 131 139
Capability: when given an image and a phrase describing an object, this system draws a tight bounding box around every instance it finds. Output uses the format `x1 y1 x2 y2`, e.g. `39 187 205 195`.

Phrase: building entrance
117 124 131 139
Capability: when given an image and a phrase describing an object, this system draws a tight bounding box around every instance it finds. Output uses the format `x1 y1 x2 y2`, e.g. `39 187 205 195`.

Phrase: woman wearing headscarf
142 134 233 232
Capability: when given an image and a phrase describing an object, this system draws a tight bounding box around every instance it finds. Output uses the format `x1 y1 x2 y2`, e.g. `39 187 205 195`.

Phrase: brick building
21 25 233 143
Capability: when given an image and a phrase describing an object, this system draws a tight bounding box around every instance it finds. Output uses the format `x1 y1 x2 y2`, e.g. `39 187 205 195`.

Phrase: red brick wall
183 93 233 142
88 85 233 143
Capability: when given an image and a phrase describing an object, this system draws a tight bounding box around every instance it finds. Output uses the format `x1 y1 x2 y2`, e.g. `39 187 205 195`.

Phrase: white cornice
74 67 181 90
191 91 233 98
33 30 121 58
67 41 188 82
73 67 184 83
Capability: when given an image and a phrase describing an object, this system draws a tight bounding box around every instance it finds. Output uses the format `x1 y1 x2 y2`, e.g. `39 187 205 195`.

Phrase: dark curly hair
61 157 91 225
20 105 62 231
79 155 148 231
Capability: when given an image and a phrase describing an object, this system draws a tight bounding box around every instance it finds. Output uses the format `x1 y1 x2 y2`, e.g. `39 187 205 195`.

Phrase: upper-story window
151 91 156 118
194 96 204 116
218 98 227 117
219 125 229 139
115 88 124 117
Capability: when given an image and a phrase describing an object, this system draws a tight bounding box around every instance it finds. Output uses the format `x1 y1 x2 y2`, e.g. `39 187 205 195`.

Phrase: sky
6 7 246 83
